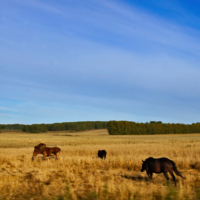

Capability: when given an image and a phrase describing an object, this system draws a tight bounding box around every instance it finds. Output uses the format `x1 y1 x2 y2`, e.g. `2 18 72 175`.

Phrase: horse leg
55 152 59 160
147 171 153 181
146 171 149 180
150 172 153 181
169 171 176 186
32 152 38 161
163 171 170 184
43 153 47 160
149 172 153 181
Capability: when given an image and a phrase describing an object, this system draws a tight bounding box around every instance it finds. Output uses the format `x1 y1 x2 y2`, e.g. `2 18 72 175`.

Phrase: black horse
141 157 183 185
98 150 107 159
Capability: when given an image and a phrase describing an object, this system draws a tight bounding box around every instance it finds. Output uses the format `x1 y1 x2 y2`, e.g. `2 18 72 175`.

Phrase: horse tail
172 161 183 178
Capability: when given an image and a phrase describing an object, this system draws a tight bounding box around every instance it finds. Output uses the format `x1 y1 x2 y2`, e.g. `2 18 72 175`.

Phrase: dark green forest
0 124 24 130
1 121 200 134
107 121 200 135
0 121 107 133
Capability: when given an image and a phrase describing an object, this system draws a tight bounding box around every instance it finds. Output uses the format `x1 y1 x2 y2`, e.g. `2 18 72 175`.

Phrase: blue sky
1 0 200 124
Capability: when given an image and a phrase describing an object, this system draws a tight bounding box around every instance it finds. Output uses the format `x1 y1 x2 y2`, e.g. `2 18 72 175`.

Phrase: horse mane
145 157 154 161
35 143 46 149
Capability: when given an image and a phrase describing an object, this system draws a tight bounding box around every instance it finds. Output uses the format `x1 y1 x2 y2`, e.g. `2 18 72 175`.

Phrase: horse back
156 157 174 172
146 157 173 173
45 147 61 155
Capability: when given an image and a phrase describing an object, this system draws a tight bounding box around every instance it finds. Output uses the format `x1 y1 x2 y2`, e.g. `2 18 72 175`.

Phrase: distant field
0 129 200 199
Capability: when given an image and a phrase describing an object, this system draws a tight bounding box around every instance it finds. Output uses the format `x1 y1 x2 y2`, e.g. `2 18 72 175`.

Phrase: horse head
141 160 146 172
35 143 46 150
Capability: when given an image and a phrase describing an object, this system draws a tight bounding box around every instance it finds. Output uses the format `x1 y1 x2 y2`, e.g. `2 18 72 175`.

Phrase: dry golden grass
0 129 200 199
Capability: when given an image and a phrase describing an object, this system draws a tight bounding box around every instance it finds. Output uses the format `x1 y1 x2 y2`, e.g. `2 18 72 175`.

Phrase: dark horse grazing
98 150 107 159
32 143 61 161
141 157 183 186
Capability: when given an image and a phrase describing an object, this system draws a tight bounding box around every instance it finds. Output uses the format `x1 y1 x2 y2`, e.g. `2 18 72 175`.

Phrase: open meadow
0 129 200 200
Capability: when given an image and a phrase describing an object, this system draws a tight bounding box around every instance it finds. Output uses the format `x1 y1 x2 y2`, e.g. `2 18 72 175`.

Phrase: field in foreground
0 129 200 200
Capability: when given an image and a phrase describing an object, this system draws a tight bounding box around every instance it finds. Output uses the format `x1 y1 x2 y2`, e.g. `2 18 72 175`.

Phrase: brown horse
141 157 183 186
98 150 107 159
32 143 61 161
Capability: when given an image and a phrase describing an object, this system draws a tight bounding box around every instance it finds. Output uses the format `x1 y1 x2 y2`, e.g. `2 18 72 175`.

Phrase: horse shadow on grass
121 175 148 182
33 156 58 161
122 175 182 186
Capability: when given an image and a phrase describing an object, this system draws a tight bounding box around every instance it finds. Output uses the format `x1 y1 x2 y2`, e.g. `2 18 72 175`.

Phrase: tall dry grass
0 130 200 199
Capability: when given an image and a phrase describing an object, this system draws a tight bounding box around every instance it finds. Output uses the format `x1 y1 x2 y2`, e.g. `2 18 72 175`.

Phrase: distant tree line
1 120 200 134
0 124 24 130
0 122 107 133
22 121 108 133
107 121 200 135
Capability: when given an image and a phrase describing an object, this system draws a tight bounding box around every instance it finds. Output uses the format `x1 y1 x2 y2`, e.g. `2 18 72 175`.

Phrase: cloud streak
0 0 200 124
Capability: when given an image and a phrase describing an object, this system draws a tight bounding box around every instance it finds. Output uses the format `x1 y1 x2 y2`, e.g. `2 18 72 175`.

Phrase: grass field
0 129 200 200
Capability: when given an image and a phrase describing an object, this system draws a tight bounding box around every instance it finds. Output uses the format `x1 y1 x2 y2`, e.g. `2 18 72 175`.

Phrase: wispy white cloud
0 107 18 112
5 0 200 54
1 0 200 124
